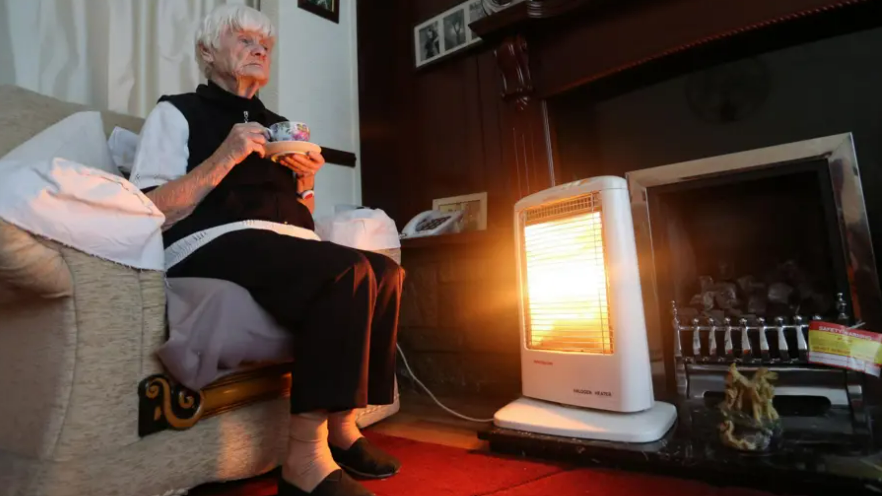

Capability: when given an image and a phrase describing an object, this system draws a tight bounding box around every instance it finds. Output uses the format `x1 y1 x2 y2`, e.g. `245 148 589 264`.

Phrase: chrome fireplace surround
627 133 882 437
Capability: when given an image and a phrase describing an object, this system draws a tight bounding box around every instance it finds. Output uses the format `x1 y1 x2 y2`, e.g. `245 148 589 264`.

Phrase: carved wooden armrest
138 363 293 436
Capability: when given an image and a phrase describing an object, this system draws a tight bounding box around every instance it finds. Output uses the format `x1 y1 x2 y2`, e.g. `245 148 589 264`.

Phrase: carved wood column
494 34 555 202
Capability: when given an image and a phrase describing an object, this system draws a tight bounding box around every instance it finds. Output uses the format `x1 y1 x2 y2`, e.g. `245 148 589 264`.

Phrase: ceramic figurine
718 363 781 451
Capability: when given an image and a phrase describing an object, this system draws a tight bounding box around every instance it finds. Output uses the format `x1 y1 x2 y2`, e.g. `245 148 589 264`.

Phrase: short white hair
195 4 276 78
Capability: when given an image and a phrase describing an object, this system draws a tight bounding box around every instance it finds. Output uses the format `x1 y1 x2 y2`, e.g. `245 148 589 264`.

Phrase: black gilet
158 81 315 248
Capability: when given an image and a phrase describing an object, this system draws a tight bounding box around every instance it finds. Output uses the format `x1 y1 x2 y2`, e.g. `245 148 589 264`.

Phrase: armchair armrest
0 219 71 302
0 220 165 462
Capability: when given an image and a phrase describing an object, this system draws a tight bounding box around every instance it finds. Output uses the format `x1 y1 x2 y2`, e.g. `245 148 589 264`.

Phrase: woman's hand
147 122 265 231
213 122 268 165
280 151 325 177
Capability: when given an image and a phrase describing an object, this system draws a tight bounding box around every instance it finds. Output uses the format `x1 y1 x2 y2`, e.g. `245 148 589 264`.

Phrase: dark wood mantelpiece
467 0 881 201
470 0 617 40
475 0 878 98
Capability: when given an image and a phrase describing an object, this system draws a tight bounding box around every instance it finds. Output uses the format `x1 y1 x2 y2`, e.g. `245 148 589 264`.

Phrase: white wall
261 0 361 218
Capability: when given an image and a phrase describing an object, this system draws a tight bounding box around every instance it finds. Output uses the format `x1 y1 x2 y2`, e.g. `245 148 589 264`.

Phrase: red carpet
192 432 774 496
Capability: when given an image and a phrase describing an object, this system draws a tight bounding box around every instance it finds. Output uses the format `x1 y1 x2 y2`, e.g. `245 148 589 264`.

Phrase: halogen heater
493 176 677 443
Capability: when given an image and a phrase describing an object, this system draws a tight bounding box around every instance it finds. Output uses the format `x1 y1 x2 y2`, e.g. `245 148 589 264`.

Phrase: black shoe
278 470 375 496
330 438 402 480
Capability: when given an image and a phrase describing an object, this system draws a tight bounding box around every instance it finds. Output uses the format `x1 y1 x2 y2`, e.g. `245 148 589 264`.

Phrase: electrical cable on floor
396 344 495 423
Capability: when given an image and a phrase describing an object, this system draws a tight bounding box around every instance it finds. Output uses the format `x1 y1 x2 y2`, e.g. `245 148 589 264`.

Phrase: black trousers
168 229 403 413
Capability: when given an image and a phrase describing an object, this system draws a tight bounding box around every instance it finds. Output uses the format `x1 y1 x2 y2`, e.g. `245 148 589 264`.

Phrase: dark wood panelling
359 0 523 396
357 2 412 220
476 50 509 229
413 0 468 21
406 56 496 221
398 229 521 396
359 0 512 229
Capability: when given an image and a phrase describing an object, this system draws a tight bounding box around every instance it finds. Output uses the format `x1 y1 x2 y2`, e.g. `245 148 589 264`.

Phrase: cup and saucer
265 121 321 164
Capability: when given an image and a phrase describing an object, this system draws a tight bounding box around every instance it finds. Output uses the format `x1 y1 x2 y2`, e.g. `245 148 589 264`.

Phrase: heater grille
524 194 599 226
520 193 614 354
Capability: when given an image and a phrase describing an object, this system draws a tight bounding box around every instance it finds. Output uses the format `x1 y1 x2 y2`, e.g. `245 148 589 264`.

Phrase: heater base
494 397 677 443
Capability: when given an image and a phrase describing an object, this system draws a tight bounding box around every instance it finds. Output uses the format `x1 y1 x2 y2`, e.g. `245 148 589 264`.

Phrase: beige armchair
0 85 398 496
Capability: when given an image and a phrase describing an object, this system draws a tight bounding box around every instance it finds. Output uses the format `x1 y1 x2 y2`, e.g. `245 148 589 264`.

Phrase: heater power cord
396 344 495 423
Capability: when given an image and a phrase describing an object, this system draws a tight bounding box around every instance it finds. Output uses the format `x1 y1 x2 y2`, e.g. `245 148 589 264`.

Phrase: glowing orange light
523 210 613 354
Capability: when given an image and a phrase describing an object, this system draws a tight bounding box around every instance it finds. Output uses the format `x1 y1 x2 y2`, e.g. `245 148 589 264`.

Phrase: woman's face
208 29 274 85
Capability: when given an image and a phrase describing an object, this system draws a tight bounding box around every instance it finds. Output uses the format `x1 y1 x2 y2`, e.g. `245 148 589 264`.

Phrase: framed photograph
433 192 488 232
414 1 487 68
441 6 468 54
467 0 487 44
298 0 339 24
414 18 442 67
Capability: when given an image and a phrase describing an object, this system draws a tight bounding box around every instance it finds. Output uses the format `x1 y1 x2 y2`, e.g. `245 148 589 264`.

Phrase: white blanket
0 111 165 271
0 157 166 271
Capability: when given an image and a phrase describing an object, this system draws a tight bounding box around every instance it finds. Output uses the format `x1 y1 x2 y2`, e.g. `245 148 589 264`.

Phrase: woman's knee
332 246 374 282
367 253 405 287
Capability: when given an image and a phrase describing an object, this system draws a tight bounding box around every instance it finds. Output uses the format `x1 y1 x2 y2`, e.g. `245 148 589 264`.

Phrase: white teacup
266 121 310 142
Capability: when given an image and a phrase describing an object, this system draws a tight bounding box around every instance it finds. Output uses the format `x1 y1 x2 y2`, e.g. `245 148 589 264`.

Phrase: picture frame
414 1 486 68
298 0 339 24
466 0 487 44
414 17 442 67
440 5 468 55
433 192 488 232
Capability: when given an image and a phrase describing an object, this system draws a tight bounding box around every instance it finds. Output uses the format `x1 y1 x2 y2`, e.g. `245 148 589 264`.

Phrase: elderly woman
130 5 401 496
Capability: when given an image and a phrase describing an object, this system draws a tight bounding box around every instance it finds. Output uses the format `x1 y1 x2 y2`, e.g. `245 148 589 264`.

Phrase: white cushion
1 111 120 176
0 111 162 269
0 157 165 270
108 126 139 174
158 277 295 390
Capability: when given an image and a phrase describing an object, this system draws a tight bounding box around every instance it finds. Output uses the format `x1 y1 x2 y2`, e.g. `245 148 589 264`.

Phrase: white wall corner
349 0 362 207
264 0 362 218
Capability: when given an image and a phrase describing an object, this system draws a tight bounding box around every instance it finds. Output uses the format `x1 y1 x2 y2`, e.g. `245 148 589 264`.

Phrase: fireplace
628 133 880 440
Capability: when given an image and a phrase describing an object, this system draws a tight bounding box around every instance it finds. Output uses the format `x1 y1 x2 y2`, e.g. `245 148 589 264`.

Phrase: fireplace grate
670 293 869 440
671 294 852 365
